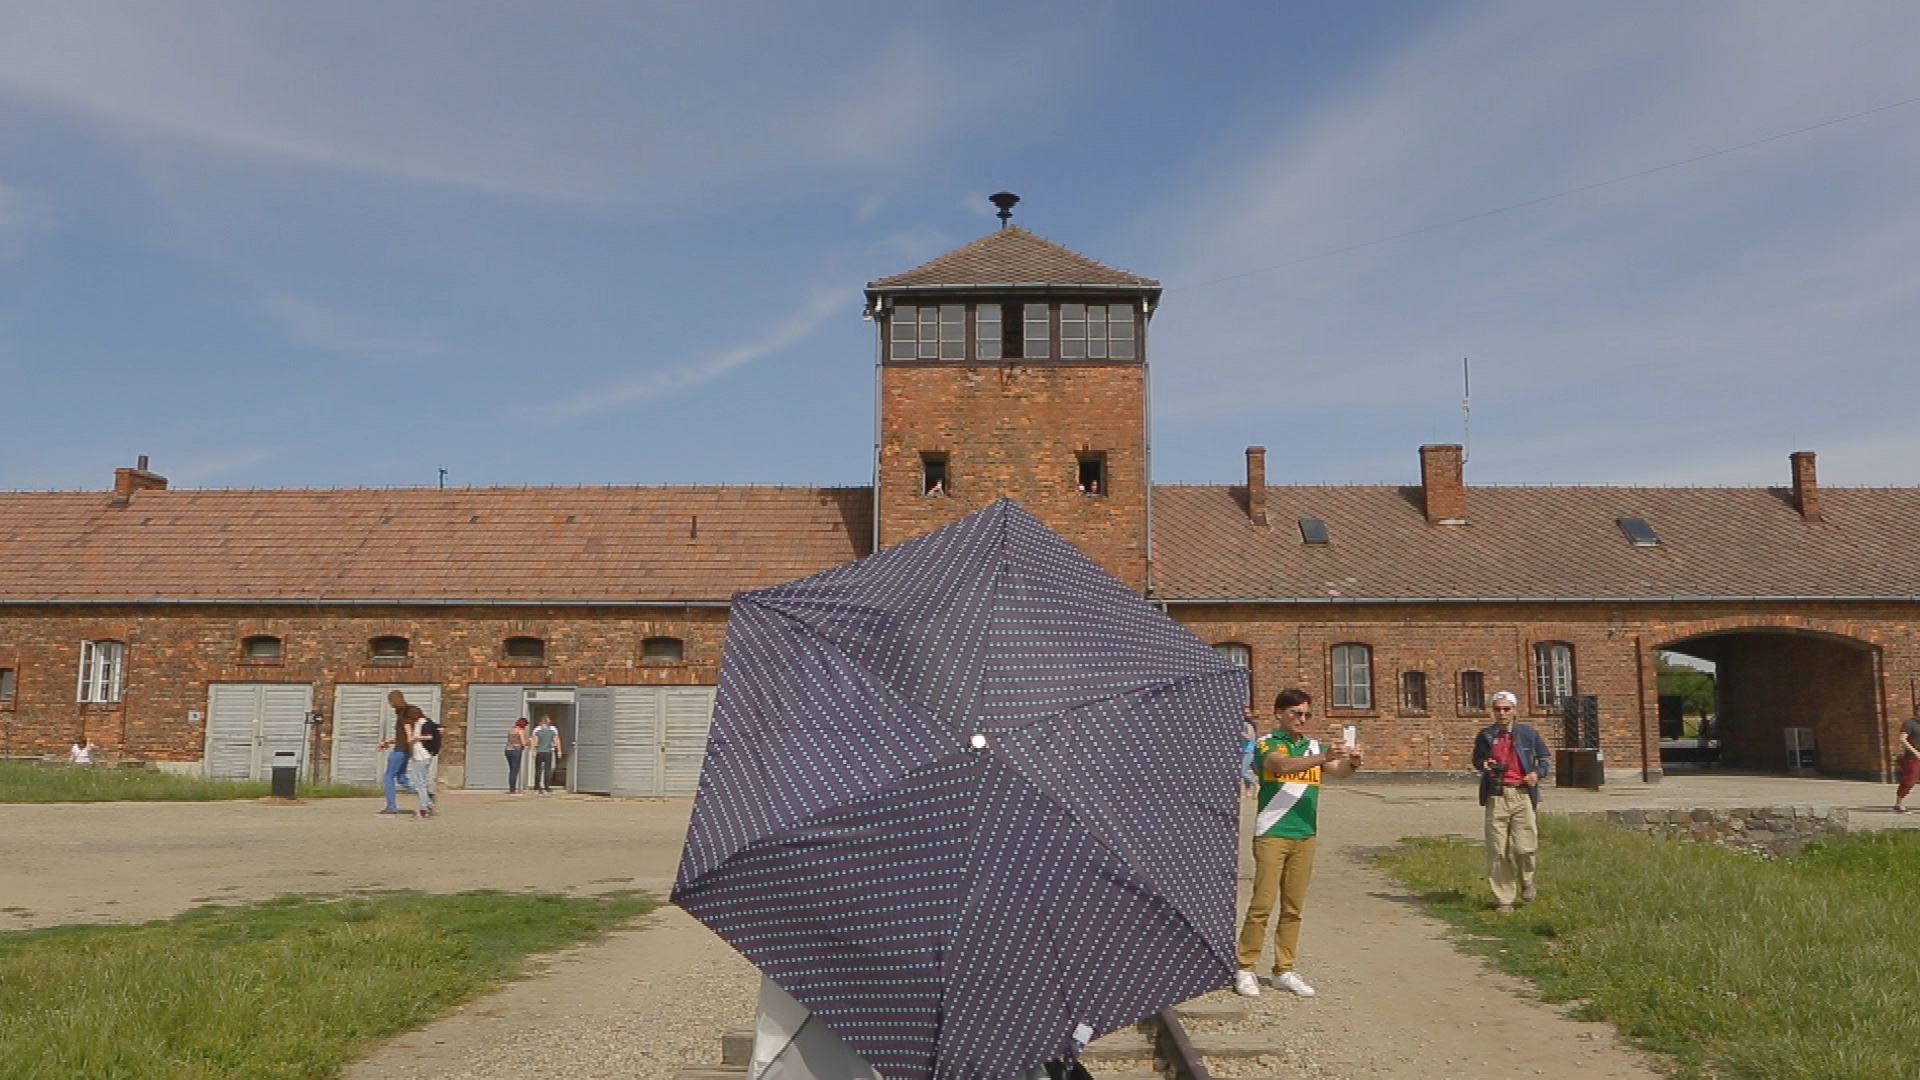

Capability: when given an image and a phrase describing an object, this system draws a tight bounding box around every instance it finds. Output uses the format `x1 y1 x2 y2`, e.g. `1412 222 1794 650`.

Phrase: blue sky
2 2 1917 493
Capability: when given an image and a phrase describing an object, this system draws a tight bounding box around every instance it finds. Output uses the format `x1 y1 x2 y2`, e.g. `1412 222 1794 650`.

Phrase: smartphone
1341 725 1358 749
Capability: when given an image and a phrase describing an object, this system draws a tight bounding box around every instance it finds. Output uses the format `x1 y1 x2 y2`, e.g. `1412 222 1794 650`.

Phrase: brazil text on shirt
1252 730 1323 839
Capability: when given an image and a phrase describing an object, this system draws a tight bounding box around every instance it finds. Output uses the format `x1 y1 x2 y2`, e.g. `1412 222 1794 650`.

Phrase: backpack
420 718 444 756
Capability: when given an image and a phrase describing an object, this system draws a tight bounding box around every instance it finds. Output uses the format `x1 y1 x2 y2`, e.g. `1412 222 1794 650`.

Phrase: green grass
0 889 657 1080
0 761 371 803
1379 819 1920 1080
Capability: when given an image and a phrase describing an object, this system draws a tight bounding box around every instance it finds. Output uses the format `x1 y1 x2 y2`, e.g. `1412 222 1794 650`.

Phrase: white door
205 684 314 780
610 687 663 797
604 685 715 796
574 688 614 795
662 686 717 796
331 684 442 786
466 684 532 790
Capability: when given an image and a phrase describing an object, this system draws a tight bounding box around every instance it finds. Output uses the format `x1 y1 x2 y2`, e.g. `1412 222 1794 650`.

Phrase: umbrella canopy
673 499 1246 1080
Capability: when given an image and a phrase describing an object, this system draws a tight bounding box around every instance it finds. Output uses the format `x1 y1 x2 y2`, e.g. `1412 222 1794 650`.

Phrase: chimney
1790 451 1822 521
1245 446 1268 526
112 456 169 498
1419 444 1467 525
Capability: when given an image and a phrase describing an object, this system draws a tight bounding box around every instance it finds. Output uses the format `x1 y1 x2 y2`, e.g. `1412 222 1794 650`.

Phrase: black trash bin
270 750 298 799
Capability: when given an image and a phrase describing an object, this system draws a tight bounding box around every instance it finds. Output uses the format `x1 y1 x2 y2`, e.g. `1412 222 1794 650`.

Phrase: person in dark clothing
1471 691 1552 913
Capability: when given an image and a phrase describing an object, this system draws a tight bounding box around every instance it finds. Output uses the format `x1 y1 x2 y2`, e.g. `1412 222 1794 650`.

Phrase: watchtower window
1077 453 1107 497
891 305 965 361
921 452 949 496
1060 304 1136 360
1024 304 1049 360
976 304 1002 360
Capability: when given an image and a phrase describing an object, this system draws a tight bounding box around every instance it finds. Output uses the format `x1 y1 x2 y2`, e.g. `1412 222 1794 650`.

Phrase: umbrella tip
970 733 988 750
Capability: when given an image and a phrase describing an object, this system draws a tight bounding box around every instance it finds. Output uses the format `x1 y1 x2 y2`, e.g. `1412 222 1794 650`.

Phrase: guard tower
865 194 1161 591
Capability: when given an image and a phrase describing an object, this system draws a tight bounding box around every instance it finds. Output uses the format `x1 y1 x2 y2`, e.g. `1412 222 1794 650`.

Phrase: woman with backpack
505 717 531 796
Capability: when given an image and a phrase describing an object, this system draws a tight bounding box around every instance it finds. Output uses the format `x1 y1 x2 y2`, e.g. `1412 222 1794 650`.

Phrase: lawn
0 889 657 1080
1379 818 1920 1080
0 761 370 803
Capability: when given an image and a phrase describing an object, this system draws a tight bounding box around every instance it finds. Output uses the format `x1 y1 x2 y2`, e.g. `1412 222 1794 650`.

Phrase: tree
1656 653 1717 726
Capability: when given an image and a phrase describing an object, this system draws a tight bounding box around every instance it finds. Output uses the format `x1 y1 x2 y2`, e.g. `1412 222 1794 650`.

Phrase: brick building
3 222 1916 787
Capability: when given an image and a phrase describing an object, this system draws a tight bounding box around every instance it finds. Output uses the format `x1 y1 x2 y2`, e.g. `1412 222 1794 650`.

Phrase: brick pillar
1419 444 1466 525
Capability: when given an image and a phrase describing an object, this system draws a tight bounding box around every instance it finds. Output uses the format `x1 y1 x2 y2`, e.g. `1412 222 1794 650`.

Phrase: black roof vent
989 191 1020 227
1617 517 1660 547
1299 518 1330 545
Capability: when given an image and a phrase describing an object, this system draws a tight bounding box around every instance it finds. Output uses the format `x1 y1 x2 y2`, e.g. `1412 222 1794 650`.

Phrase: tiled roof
0 487 871 604
1150 485 1920 601
868 227 1160 290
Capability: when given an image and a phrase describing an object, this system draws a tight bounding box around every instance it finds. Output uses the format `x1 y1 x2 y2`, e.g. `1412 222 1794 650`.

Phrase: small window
1460 670 1487 713
369 636 410 660
0 667 14 702
1617 517 1660 547
1023 303 1049 360
1057 303 1134 360
1077 453 1107 496
505 636 545 660
1534 643 1575 708
1400 671 1428 714
242 635 283 660
1331 643 1372 710
1298 518 1330 545
1213 642 1252 706
642 636 685 661
976 304 1002 361
78 640 126 704
921 452 949 496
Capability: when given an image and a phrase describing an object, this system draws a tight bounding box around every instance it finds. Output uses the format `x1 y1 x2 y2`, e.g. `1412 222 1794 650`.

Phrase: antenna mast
1461 358 1472 464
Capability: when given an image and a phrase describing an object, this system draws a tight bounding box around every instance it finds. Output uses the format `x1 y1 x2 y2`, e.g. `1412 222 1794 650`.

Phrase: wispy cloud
0 3 1078 209
167 448 275 485
1148 2 1920 484
536 288 853 420
257 292 443 362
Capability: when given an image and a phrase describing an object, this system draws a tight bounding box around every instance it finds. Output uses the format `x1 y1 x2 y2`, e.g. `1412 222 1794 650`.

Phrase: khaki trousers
1236 835 1316 974
1484 788 1538 905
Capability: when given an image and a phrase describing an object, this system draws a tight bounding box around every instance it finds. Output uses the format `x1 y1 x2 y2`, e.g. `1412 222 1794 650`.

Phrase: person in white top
70 738 97 765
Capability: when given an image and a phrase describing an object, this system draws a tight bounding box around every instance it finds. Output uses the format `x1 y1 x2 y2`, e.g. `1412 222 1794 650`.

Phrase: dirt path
6 776 1906 1079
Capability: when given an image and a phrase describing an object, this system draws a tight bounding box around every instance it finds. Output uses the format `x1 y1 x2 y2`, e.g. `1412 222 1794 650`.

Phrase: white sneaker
1232 969 1261 997
1272 971 1316 997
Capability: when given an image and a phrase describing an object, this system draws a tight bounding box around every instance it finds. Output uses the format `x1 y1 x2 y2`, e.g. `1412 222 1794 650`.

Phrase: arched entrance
1658 624 1884 779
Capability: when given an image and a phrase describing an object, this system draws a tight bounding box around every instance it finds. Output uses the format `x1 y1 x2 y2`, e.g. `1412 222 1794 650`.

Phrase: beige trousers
1236 835 1316 974
1484 788 1538 905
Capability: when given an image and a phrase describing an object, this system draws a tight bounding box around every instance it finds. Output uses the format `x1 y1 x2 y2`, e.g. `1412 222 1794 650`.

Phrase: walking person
1234 688 1361 998
505 717 531 795
416 711 444 810
1895 712 1920 814
1472 691 1552 913
403 710 435 819
532 715 563 794
376 691 415 815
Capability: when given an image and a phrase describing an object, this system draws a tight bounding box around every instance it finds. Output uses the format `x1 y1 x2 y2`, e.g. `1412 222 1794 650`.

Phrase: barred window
77 641 125 704
242 635 283 660
1534 643 1575 708
1400 670 1428 714
642 636 685 661
369 636 410 660
1331 644 1372 710
505 636 546 660
1460 670 1487 712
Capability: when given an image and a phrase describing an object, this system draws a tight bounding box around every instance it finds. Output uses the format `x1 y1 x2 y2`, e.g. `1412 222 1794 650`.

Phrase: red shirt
1490 730 1526 785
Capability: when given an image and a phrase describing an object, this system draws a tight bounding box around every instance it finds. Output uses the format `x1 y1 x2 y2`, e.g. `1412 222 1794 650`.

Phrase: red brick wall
0 605 728 771
878 363 1149 590
1170 602 1920 781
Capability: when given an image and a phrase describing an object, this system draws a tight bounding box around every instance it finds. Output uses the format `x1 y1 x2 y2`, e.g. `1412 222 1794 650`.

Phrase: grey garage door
205 683 314 780
331 684 442 786
608 685 716 797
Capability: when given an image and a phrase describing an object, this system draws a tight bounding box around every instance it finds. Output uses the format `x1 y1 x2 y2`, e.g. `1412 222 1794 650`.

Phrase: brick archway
1654 618 1884 780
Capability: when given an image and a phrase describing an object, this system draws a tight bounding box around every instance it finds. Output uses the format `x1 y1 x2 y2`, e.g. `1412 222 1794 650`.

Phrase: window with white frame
77 641 126 704
890 305 967 361
1534 642 1575 708
1058 303 1136 359
1331 643 1372 709
1213 642 1252 706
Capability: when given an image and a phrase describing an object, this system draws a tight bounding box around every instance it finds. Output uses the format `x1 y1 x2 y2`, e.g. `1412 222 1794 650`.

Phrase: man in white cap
1471 691 1551 913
